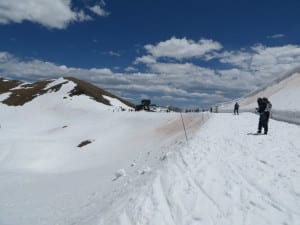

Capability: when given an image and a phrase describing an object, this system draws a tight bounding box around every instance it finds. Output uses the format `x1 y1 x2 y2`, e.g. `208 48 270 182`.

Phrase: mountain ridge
0 76 135 108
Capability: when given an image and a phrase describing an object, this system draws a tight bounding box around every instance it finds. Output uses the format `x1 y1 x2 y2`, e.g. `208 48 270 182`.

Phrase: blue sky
0 0 300 108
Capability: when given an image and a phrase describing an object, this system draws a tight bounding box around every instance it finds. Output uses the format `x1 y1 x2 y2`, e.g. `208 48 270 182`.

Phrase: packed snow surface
0 78 299 225
1 110 299 225
100 113 300 225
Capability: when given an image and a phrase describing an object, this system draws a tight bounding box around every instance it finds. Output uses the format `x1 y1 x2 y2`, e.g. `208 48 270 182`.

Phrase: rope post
180 112 188 145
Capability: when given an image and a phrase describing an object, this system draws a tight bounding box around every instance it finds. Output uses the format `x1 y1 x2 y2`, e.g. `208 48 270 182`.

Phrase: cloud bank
1 36 300 107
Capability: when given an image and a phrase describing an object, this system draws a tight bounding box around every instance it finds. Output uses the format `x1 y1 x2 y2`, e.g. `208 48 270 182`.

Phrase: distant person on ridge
256 97 271 135
234 102 239 115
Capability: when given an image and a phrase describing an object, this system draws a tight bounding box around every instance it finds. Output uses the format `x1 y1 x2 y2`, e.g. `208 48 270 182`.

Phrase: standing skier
234 102 239 115
256 97 271 134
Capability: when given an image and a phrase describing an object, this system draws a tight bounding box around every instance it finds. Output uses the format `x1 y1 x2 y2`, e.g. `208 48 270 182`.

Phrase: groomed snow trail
101 113 300 225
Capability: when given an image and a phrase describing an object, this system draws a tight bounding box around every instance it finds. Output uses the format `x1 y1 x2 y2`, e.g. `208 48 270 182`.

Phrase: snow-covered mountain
218 71 300 124
0 77 135 109
0 73 299 225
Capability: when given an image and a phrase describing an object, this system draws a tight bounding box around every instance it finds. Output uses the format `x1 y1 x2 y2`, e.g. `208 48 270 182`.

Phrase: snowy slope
218 72 300 124
99 113 300 225
0 78 207 225
0 76 300 225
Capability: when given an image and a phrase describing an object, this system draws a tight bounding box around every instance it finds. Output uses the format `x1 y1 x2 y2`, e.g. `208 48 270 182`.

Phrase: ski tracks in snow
100 113 300 225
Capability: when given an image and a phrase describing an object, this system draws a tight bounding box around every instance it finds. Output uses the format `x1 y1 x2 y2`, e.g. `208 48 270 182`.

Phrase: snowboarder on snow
256 97 271 134
234 102 239 115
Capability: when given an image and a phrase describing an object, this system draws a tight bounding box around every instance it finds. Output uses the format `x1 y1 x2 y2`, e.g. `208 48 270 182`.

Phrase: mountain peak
64 77 135 108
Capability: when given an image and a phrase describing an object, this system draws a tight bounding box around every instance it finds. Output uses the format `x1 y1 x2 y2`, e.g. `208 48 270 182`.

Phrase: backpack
266 101 272 112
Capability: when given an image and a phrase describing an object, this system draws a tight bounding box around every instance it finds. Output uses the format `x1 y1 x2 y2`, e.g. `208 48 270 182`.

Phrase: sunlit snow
0 75 299 225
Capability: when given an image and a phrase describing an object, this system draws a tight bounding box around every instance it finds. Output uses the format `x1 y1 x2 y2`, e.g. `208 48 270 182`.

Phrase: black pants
258 113 269 134
234 108 239 114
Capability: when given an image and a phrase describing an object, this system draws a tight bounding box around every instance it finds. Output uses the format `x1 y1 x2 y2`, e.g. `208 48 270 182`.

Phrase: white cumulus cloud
144 37 222 60
216 44 300 80
0 0 108 29
134 55 156 64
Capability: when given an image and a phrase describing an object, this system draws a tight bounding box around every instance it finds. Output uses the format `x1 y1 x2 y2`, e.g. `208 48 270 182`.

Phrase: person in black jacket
234 102 239 115
256 97 269 134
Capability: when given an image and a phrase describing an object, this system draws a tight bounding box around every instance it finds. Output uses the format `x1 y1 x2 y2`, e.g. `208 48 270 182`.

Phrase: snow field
0 80 208 225
101 113 300 225
1 77 300 225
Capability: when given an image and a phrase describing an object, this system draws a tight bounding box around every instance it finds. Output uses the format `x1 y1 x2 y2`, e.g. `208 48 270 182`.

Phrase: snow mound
113 169 127 181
